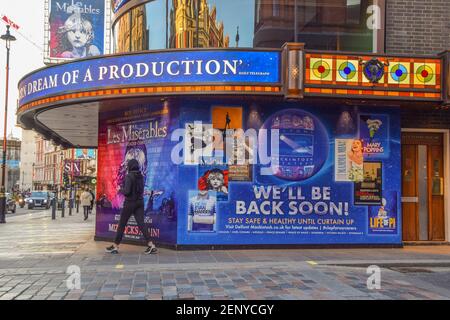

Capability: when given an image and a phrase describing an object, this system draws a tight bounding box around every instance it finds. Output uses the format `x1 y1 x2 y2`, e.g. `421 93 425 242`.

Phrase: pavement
0 208 450 300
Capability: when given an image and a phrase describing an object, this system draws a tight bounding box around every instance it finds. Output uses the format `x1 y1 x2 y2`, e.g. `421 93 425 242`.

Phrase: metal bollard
51 198 56 220
61 199 65 218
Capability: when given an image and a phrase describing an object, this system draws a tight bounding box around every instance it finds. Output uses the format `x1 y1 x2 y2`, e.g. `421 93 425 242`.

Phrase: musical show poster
187 190 217 233
184 122 213 165
368 191 398 235
354 162 383 205
211 106 253 182
48 0 105 60
359 114 390 159
95 104 178 244
335 139 364 182
198 164 229 202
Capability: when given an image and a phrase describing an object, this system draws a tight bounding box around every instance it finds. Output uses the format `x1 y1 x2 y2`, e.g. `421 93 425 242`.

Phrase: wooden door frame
401 128 450 242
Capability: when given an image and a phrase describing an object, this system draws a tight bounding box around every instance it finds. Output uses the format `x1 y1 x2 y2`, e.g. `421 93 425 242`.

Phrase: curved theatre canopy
16 45 450 148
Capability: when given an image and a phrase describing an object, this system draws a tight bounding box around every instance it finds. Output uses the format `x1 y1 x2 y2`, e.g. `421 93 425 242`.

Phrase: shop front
17 44 450 248
18 0 450 248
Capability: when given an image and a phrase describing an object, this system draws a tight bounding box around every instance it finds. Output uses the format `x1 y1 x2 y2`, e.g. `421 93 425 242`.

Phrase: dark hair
128 159 144 197
127 159 140 171
115 144 148 189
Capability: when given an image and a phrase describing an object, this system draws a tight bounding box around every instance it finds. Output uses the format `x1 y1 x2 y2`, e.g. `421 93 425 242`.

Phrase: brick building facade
386 0 450 55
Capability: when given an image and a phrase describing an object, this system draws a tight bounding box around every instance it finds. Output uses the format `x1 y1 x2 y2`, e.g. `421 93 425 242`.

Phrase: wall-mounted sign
45 0 107 62
6 160 20 168
19 50 281 106
64 159 82 176
75 148 96 159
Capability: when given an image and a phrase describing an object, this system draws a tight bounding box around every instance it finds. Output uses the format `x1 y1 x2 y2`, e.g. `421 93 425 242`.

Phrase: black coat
120 171 144 202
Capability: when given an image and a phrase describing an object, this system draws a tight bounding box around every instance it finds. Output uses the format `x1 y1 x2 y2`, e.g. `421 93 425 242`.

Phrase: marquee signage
112 0 130 13
18 50 281 106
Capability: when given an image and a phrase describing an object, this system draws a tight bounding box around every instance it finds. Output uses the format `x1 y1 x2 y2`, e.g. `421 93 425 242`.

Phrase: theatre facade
17 0 450 247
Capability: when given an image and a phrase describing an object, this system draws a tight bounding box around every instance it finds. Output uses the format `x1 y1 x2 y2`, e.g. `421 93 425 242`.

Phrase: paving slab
0 208 450 300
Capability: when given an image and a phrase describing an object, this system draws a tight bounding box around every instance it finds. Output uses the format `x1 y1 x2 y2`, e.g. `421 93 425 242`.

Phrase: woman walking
106 159 157 255
80 187 93 221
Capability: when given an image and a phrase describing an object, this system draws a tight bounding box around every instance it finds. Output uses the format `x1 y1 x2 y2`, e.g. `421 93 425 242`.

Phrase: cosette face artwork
59 12 100 58
207 170 225 191
66 20 92 49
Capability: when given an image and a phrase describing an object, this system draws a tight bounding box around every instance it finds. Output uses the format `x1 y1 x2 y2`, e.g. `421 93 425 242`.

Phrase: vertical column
441 50 450 107
282 42 304 100
372 0 386 53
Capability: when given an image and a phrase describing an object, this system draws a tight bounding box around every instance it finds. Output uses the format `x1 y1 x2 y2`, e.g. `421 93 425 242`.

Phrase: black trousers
114 200 151 245
83 206 90 219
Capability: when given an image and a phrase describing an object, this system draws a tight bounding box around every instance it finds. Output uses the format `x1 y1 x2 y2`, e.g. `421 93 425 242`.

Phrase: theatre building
17 0 450 247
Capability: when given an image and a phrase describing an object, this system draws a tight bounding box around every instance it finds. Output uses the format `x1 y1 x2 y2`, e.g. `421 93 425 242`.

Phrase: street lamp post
31 163 35 191
0 25 16 224
59 151 64 199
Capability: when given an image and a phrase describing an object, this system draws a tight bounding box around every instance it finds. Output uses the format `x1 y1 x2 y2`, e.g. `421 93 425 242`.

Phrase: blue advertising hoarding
19 50 281 106
175 102 401 245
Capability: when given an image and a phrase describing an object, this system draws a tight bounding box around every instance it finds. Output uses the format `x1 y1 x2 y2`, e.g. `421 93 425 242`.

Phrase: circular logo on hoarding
260 109 329 181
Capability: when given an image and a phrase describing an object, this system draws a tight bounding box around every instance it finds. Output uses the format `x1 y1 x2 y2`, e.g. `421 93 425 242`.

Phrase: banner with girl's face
48 0 105 60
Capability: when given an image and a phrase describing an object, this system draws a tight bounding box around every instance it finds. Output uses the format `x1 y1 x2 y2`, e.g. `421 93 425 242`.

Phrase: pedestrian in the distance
106 159 157 255
75 194 80 212
88 188 95 214
80 187 93 221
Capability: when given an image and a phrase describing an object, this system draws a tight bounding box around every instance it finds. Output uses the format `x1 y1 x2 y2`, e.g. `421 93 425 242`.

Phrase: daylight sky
0 0 45 140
